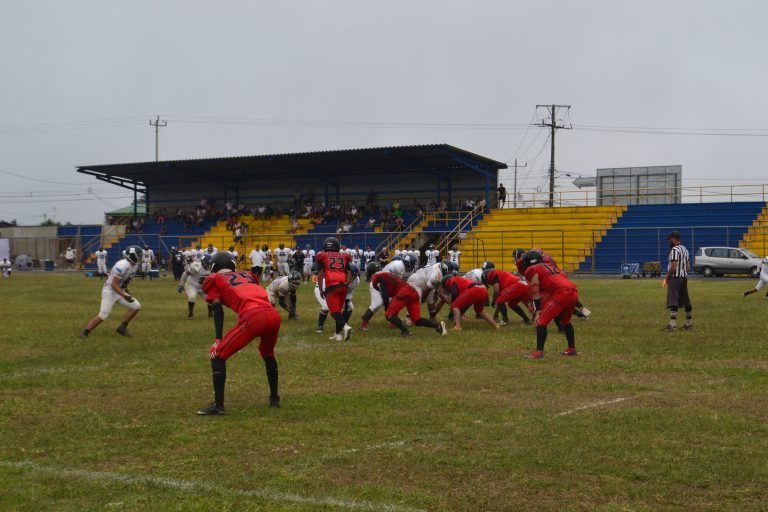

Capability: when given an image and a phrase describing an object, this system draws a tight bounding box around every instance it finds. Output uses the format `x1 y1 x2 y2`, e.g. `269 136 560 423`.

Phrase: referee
662 231 692 331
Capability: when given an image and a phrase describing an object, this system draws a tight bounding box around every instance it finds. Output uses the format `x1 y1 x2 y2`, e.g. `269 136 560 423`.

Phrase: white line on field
3 364 111 380
0 460 425 512
557 396 638 416
335 440 409 455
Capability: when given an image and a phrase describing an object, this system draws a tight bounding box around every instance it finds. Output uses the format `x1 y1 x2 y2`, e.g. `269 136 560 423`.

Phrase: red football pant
452 286 488 315
324 285 348 315
496 282 531 307
212 306 281 360
386 286 422 321
536 288 579 328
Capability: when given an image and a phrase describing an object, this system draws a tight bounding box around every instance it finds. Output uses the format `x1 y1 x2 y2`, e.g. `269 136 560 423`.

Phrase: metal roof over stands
77 144 507 190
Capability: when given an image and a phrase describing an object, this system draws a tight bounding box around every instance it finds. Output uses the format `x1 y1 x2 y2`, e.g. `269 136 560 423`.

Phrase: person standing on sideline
81 245 143 338
197 252 282 415
95 247 108 278
662 231 692 331
744 255 768 299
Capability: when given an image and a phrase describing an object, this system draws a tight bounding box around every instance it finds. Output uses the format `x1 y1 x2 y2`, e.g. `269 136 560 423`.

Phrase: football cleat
315 325 323 333
197 403 225 416
561 347 578 356
329 333 343 341
342 324 353 341
525 350 544 359
682 324 693 330
400 330 412 338
663 324 677 331
580 307 591 318
116 325 131 337
269 396 281 408
439 321 448 336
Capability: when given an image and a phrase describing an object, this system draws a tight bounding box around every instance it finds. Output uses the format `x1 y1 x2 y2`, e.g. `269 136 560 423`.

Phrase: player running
80 245 143 338
197 252 282 415
744 255 768 299
519 250 579 359
316 237 353 341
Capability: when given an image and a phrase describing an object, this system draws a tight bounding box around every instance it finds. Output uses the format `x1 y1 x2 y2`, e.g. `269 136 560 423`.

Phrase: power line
0 168 102 186
536 104 572 207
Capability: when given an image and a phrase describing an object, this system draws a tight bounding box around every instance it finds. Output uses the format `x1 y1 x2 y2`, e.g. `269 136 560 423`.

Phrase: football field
1 272 767 511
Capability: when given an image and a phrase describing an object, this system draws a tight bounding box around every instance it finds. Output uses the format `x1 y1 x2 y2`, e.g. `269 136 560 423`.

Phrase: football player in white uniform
267 270 302 319
140 244 155 279
178 255 212 319
448 244 461 271
363 246 376 275
302 245 315 282
274 243 292 277
205 243 218 257
315 264 360 332
80 245 142 338
95 247 108 277
359 255 416 330
227 245 238 266
349 245 363 268
744 256 768 299
408 245 421 267
425 244 440 266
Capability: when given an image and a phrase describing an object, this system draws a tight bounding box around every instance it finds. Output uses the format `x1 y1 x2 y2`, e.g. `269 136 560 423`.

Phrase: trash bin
44 259 54 271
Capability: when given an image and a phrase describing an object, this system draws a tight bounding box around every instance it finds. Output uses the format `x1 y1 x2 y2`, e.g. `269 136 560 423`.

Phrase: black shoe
400 331 412 338
663 324 677 332
116 325 130 337
79 329 89 339
269 396 281 408
197 403 225 415
288 313 299 320
187 314 193 320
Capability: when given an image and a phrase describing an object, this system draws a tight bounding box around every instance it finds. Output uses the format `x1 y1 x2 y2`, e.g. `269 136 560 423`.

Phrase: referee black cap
666 230 682 240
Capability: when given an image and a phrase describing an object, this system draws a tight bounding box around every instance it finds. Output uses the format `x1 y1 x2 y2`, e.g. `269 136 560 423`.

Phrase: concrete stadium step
741 204 768 256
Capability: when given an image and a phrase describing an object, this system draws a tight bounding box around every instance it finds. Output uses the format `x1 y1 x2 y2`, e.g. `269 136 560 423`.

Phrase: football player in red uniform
315 237 353 341
519 250 579 359
371 271 447 337
438 275 498 331
482 269 532 325
197 252 282 415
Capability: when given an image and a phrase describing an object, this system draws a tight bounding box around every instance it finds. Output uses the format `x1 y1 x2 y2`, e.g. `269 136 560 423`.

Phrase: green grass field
1 272 767 511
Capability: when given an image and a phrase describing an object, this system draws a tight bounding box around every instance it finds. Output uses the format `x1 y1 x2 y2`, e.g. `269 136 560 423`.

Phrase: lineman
267 271 302 319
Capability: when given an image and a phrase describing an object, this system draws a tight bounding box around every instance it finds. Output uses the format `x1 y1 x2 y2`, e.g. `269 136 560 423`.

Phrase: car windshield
742 249 760 259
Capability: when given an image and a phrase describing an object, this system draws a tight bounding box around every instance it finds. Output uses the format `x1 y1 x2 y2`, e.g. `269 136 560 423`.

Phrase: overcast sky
2 0 767 225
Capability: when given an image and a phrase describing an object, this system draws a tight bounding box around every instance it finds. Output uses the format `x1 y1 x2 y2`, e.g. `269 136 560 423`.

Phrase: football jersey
487 270 522 289
315 251 351 287
181 263 209 289
95 250 108 263
303 249 316 265
448 250 461 267
407 264 443 296
349 249 363 267
104 259 138 291
371 272 407 298
524 263 576 293
425 249 440 266
409 249 421 262
464 269 483 284
363 250 375 264
172 250 186 268
203 271 272 315
275 247 292 263
382 259 407 277
249 249 263 266
346 275 361 299
442 276 477 301
267 276 294 297
141 250 153 263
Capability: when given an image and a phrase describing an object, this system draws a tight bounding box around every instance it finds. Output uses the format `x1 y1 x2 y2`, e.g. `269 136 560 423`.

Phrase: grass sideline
0 272 767 511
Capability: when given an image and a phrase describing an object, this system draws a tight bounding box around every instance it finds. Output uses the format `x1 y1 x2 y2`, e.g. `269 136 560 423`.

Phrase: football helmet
481 261 495 271
481 269 498 285
323 237 341 252
211 252 236 273
440 261 458 275
366 262 381 279
125 245 143 264
429 244 435 249
201 254 213 270
520 250 543 271
288 271 302 288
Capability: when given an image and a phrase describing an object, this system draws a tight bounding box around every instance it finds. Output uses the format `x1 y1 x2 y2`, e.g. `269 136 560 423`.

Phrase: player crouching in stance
198 252 281 415
178 255 212 319
316 237 353 341
438 274 498 331
267 270 302 319
482 269 532 325
81 245 143 338
744 255 768 299
519 250 579 359
371 271 447 337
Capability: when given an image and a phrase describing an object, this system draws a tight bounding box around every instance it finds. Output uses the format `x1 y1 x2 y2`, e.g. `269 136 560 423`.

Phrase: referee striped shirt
668 244 690 277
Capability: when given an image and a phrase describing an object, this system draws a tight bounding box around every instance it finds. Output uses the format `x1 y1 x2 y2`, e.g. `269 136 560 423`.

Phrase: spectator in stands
159 224 167 236
342 219 352 233
497 183 507 207
475 197 486 213
394 216 404 230
176 208 184 223
365 216 376 229
439 199 448 213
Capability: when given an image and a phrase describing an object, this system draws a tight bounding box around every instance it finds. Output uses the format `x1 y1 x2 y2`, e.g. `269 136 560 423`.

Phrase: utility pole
536 104 571 207
513 158 527 208
149 115 167 162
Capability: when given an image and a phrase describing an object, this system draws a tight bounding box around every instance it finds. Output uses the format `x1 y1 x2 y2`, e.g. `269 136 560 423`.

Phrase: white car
693 246 762 277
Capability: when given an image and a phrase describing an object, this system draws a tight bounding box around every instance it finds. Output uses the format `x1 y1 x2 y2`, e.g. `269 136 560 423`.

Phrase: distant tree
40 218 60 226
